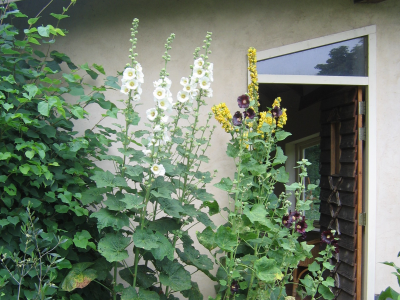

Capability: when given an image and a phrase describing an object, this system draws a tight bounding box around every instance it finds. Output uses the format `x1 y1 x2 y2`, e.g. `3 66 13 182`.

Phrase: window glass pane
257 37 367 76
303 144 321 221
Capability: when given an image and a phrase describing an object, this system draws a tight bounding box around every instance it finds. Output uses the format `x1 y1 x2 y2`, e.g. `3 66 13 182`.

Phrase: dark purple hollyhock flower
282 214 292 228
295 216 307 235
321 230 335 244
244 108 255 119
331 240 340 254
230 280 239 294
271 106 282 119
289 211 301 223
233 111 243 126
237 94 250 108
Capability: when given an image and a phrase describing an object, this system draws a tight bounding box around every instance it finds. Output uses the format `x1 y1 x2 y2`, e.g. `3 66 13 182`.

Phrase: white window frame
251 25 377 300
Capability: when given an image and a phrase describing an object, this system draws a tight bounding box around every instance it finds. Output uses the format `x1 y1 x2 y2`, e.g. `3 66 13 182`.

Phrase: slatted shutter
319 86 364 300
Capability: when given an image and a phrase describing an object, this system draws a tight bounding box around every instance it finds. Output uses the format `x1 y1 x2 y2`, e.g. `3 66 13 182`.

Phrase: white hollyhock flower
135 63 142 72
146 108 158 121
137 71 144 83
180 77 189 86
190 89 199 100
123 68 136 80
132 94 141 101
199 77 211 90
148 134 160 146
153 79 162 87
161 115 169 123
207 62 213 71
125 79 139 90
158 98 172 111
193 67 205 78
153 87 166 100
177 90 189 103
153 125 162 132
205 70 213 82
142 148 151 157
163 129 171 144
151 164 165 177
136 86 142 95
183 84 196 93
194 58 204 68
120 84 130 95
164 77 172 89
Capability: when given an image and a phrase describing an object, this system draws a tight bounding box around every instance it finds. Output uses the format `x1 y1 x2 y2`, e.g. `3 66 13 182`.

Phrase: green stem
113 262 117 300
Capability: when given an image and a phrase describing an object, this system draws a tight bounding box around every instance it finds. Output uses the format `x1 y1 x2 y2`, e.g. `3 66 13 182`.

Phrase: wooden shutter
319 86 364 300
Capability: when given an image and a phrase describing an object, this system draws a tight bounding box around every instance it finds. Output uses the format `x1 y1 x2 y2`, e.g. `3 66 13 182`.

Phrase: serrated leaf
120 265 156 289
177 243 213 271
90 170 127 188
91 208 129 231
61 262 97 291
157 198 184 218
50 13 69 20
73 230 92 249
93 63 105 75
215 226 237 252
133 229 160 250
98 233 130 262
226 143 239 158
196 227 217 250
150 232 174 261
272 146 287 166
121 287 159 300
214 177 233 192
158 259 192 291
254 257 283 283
104 192 127 211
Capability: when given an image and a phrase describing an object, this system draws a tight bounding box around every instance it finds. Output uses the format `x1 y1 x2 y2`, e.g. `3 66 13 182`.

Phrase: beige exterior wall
20 0 400 298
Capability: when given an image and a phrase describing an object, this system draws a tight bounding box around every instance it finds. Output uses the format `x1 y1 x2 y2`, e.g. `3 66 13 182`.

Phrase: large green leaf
147 217 181 234
132 229 160 250
120 193 145 209
196 227 217 251
91 208 130 231
104 192 127 211
61 262 97 291
253 257 283 283
214 177 233 192
90 170 128 188
181 282 203 300
98 233 130 262
158 259 192 291
150 231 174 261
215 226 238 252
157 198 184 218
177 243 213 271
272 146 287 166
121 287 159 300
120 265 156 289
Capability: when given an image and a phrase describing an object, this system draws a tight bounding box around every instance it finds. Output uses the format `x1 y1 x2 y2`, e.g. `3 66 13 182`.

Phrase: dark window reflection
257 37 367 77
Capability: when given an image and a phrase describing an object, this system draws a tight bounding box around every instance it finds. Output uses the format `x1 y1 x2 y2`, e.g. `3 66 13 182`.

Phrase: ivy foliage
0 1 116 299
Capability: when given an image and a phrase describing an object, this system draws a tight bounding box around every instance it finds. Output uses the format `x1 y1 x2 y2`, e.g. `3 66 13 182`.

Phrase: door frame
251 25 376 300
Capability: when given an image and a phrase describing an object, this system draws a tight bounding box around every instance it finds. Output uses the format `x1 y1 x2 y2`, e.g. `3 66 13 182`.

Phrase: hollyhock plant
64 19 219 300
204 47 336 300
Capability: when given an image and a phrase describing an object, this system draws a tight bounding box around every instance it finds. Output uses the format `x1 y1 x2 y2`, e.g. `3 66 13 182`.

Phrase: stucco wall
18 0 400 298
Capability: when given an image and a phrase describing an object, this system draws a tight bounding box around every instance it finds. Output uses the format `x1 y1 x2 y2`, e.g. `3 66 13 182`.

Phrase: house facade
18 0 400 299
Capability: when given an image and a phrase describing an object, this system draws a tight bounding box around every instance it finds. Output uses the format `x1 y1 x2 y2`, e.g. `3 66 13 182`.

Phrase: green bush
0 1 116 299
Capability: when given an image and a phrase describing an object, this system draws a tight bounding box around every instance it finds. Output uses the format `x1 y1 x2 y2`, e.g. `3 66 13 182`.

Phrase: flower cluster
177 57 213 103
120 64 144 100
247 47 259 110
282 210 308 238
212 103 233 132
